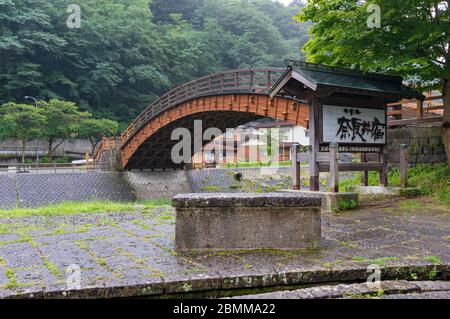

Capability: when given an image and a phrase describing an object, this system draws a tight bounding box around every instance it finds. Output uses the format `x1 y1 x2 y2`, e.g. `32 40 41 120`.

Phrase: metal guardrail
0 150 47 156
0 162 115 174
120 68 286 146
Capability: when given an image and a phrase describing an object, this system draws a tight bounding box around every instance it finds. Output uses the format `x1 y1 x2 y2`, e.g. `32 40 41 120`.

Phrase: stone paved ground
0 195 449 298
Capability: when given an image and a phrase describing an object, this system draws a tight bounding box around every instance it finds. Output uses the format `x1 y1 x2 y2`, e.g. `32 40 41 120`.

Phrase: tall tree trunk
21 139 26 164
443 79 450 166
48 138 65 162
48 138 53 162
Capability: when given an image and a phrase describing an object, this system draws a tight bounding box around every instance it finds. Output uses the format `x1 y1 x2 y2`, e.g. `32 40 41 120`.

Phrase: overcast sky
274 0 304 6
275 0 292 5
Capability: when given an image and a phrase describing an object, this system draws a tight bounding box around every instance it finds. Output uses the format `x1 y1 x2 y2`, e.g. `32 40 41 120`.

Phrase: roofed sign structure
269 61 424 191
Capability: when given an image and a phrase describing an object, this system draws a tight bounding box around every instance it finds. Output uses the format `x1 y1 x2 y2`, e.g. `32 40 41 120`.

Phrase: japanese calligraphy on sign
322 105 386 145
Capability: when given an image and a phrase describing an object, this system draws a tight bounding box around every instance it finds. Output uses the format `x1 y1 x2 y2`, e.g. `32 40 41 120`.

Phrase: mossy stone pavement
0 196 449 298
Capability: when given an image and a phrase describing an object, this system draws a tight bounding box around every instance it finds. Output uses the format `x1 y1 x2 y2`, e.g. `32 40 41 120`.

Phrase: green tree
40 99 90 161
0 0 67 102
158 14 205 85
253 0 310 59
48 0 171 122
296 0 450 165
77 119 119 154
0 0 170 124
151 0 204 23
195 0 289 68
0 102 46 163
0 0 310 128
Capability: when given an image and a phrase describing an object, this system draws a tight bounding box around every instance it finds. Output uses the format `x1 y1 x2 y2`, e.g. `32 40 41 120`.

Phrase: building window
305 130 309 138
259 148 267 157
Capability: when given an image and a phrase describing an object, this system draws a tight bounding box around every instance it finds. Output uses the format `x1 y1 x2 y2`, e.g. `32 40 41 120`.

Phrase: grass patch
0 224 12 235
331 199 358 213
154 210 175 224
340 163 450 204
337 240 358 248
398 200 421 210
5 268 18 289
200 185 221 192
339 199 358 210
43 259 62 278
425 255 442 265
0 199 171 218
351 256 399 266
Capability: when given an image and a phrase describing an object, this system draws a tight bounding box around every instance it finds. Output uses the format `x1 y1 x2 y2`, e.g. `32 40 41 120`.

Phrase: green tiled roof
271 62 424 100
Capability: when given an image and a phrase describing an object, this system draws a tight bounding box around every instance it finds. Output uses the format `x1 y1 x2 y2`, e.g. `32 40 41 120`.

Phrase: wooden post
85 153 90 171
392 102 403 120
291 144 300 190
309 96 320 191
329 142 339 193
360 153 369 186
379 148 388 187
399 144 408 188
416 99 423 119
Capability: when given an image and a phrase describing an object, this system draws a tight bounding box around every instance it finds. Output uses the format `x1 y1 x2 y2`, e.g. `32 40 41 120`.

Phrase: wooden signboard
306 102 388 191
321 104 387 149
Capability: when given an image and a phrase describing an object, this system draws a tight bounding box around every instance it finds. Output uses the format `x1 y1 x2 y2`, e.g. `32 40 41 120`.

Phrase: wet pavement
0 196 449 298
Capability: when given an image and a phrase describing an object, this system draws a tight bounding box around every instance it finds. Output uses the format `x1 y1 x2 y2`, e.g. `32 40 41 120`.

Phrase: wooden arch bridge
97 68 309 170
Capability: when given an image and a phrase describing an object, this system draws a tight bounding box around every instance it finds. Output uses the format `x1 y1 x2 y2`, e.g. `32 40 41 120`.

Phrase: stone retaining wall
387 126 446 164
0 168 297 209
0 175 18 210
123 170 192 200
0 172 135 209
123 167 294 200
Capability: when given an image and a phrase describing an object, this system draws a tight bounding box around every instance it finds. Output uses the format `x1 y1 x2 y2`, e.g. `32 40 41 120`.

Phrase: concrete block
279 190 358 214
348 186 420 196
173 193 322 251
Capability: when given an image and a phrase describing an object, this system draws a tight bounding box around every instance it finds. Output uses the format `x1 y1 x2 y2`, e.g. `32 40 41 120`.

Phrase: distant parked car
71 159 93 164
17 166 31 174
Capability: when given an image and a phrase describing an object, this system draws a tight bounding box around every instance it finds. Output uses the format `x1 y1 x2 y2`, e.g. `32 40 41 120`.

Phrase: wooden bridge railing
120 68 286 146
387 92 444 127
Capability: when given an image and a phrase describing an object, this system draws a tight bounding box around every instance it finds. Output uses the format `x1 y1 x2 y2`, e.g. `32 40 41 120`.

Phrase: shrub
40 156 50 164
339 199 358 210
340 163 450 204
56 156 71 164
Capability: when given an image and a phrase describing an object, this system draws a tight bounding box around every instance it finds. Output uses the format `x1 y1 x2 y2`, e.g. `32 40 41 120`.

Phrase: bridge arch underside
121 94 309 170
